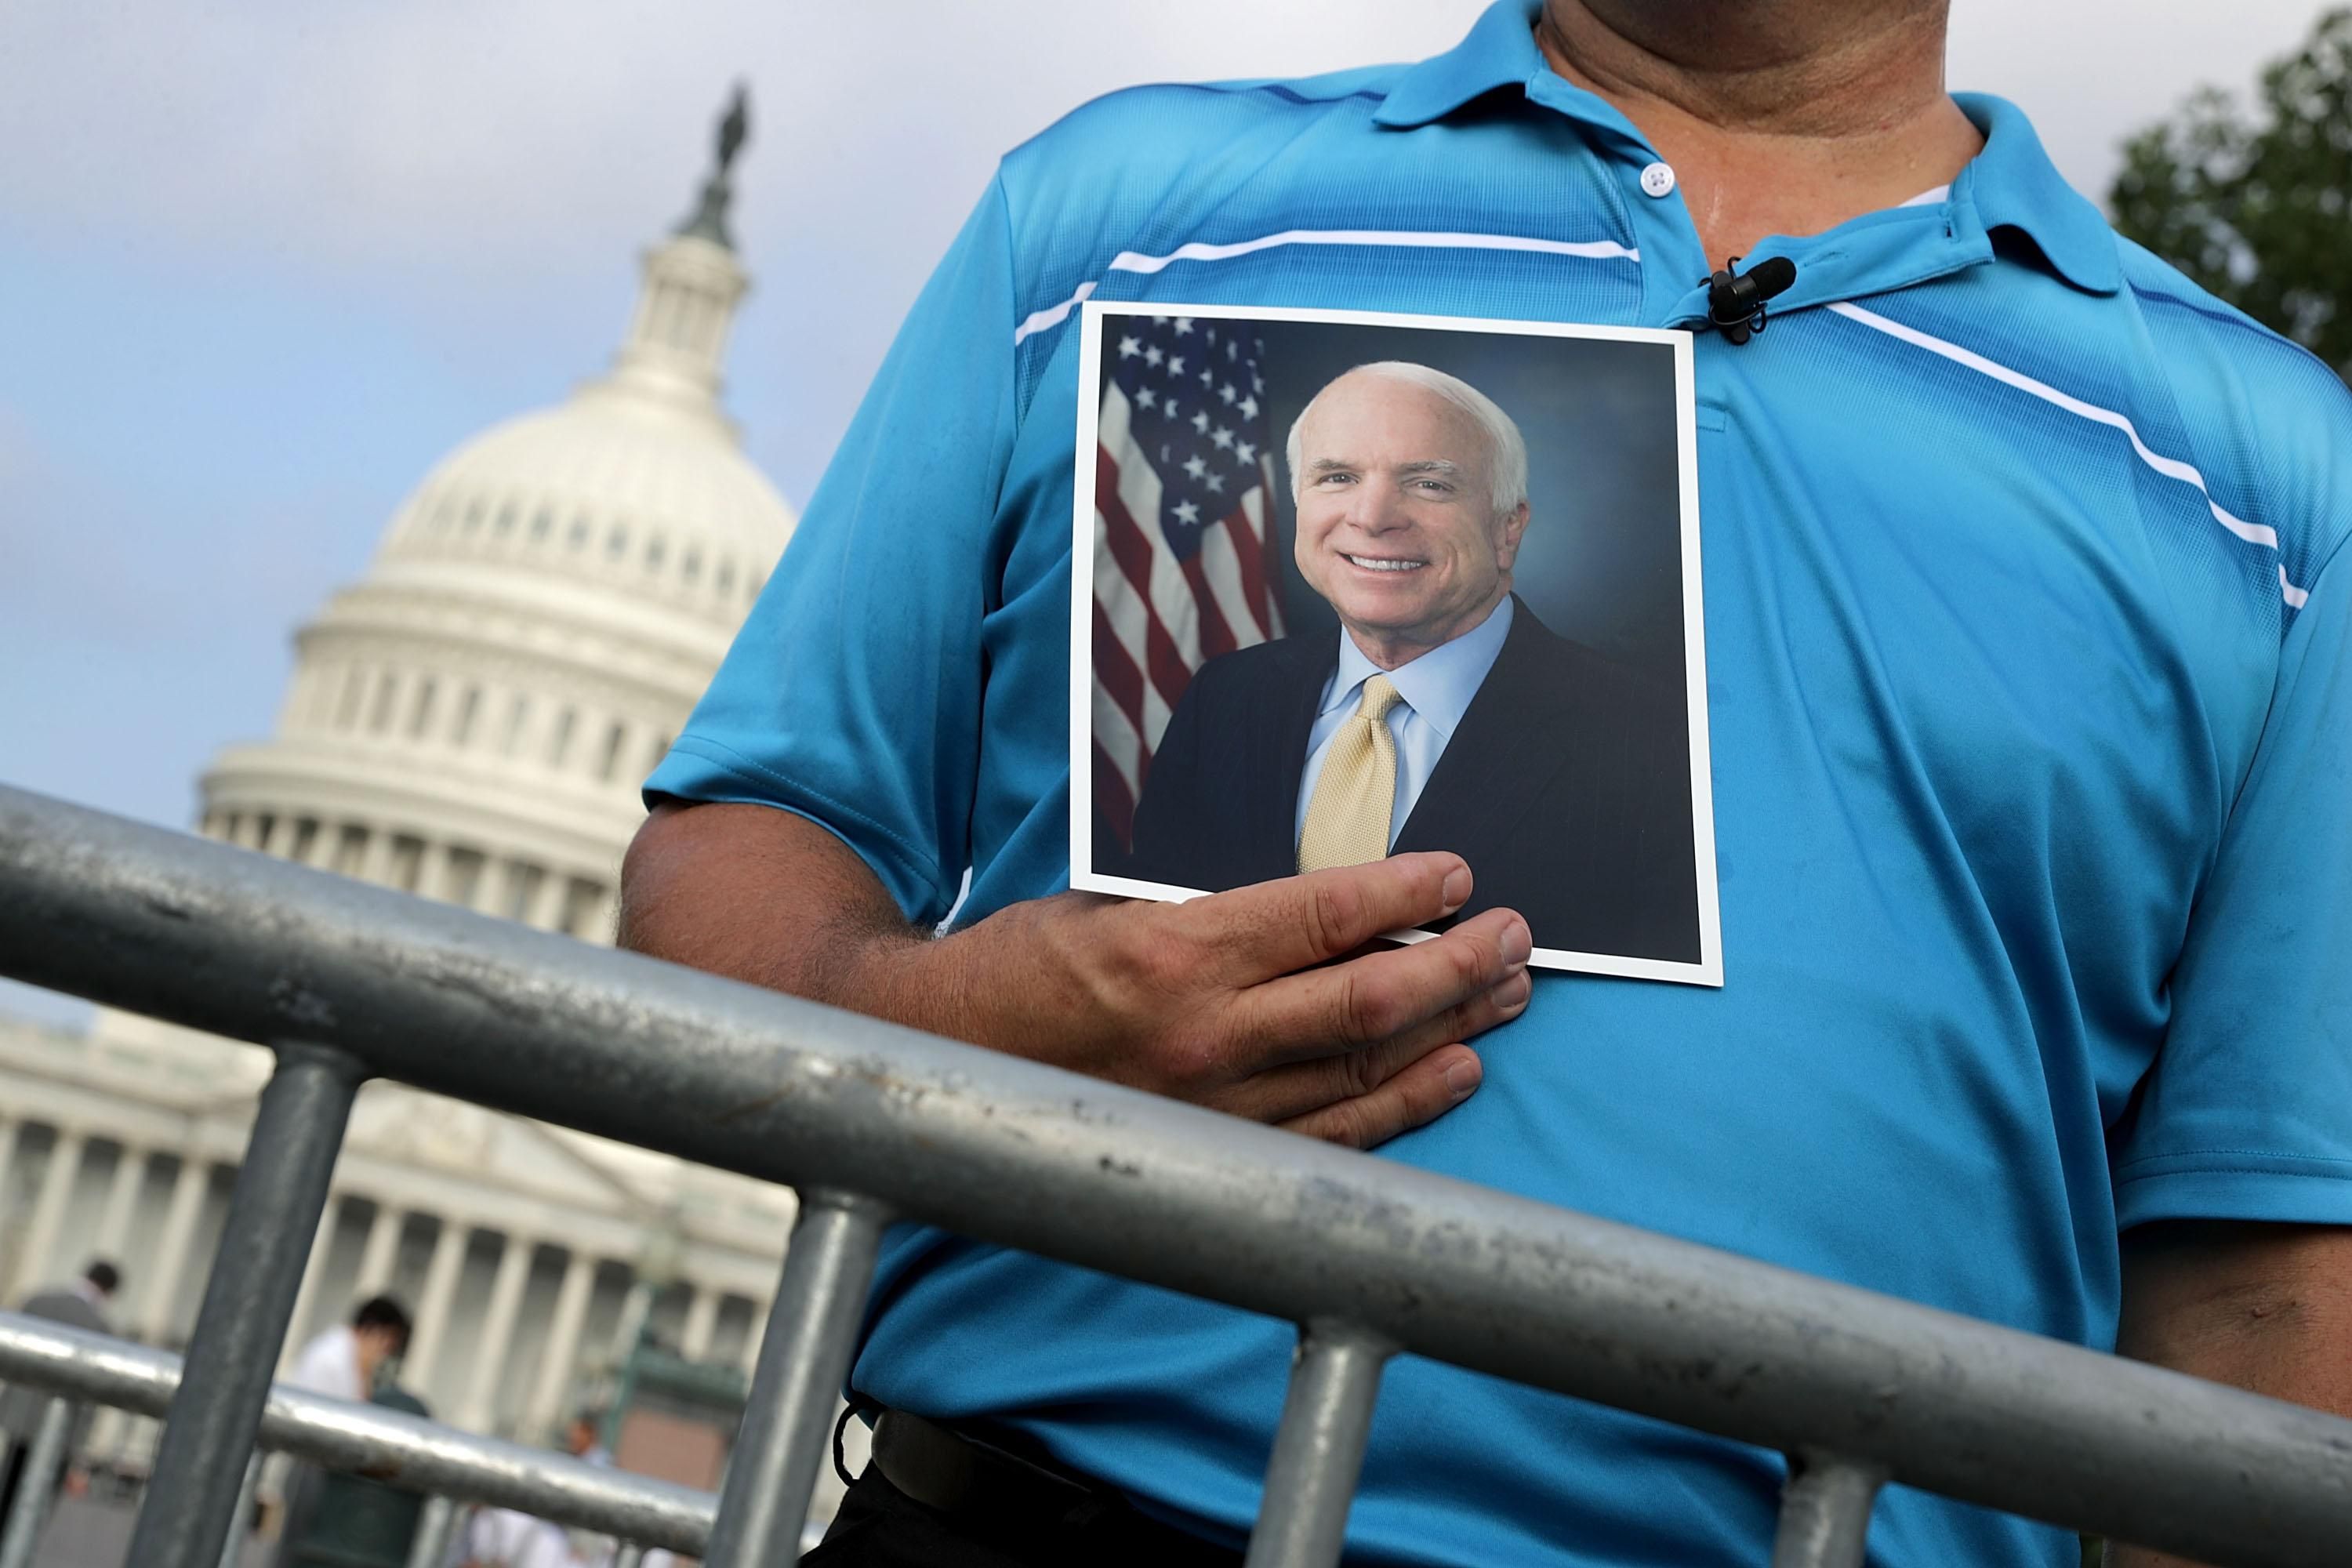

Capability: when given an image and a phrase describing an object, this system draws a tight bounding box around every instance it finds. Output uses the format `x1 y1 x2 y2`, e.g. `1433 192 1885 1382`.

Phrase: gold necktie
1298 674 1404 872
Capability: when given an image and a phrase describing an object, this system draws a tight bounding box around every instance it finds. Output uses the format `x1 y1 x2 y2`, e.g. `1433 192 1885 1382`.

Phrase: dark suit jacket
1125 599 1702 964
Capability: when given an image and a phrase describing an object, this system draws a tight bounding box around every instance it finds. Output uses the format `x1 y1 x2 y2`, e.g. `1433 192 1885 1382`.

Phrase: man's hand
619 803 1531 1149
2111 1220 2352 1567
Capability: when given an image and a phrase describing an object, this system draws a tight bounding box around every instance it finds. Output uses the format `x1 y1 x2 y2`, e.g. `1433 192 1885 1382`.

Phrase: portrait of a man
1120 356 1704 967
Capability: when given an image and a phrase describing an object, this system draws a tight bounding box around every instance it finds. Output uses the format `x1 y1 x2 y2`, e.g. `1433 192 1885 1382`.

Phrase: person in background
561 1412 611 1469
0 1259 121 1521
274 1295 412 1567
285 1294 412 1402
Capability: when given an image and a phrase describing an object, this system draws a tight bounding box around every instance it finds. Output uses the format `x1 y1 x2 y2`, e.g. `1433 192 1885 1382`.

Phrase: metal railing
0 1311 715 1565
1 782 2349 1568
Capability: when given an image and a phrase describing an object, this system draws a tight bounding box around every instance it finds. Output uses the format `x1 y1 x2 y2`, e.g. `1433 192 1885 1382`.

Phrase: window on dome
500 860 546 923
595 720 627 782
443 847 486 909
645 535 667 572
289 818 320 866
331 825 369 877
408 677 439 739
463 499 485 534
560 877 608 939
368 673 399 734
647 732 673 772
531 509 554 542
452 684 481 746
388 835 426 894
495 503 517 536
254 814 279 855
715 559 737 597
335 668 367 729
681 549 702 586
220 813 244 846
502 695 532 757
568 516 591 550
607 525 630 561
547 707 577 768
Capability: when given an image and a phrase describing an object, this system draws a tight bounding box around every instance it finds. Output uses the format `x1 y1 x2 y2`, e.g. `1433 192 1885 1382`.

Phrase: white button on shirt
1294 597 1515 853
1639 161 1677 198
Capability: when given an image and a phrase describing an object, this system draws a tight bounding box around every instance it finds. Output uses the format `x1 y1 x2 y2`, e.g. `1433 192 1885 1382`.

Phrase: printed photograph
1071 303 1719 983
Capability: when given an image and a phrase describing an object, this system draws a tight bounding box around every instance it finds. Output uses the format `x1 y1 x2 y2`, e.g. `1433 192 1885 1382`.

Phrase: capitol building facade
0 108 824 1493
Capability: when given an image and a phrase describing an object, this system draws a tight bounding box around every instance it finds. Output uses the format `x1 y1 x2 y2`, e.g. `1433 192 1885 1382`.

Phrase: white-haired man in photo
1126 358 1700 962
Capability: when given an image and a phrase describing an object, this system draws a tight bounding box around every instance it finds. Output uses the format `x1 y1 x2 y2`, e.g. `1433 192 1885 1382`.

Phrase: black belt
858 1408 1243 1565
869 1408 1100 1519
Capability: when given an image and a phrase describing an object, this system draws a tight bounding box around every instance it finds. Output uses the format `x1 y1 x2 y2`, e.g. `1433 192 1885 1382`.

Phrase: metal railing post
0 1396 73 1568
613 1544 646 1568
1771 1450 1887 1568
216 1452 263 1568
702 1189 888 1568
404 1494 459 1568
128 1043 365 1568
1243 1320 1395 1568
13 788 2352 1566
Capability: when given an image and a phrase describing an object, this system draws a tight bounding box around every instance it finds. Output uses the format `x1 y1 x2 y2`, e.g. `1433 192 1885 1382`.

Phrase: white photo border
1067 299 1722 988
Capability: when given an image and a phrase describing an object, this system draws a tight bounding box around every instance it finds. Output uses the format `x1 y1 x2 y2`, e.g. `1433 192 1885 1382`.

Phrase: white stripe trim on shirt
1012 229 1639 345
1829 301 2311 607
1014 281 1097 345
1109 228 1639 275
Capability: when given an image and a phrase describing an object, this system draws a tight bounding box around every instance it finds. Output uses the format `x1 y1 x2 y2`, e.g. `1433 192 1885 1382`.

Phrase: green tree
2110 7 2352 380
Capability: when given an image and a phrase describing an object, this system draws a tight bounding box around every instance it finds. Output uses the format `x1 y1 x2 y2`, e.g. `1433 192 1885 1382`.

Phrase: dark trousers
0 1439 64 1536
804 1456 1243 1568
0 1443 24 1531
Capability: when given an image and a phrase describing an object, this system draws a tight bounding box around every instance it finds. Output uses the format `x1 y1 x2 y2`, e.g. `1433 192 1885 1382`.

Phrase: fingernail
1499 971 1531 1011
1440 864 1472 911
1443 1055 1482 1100
1501 920 1532 967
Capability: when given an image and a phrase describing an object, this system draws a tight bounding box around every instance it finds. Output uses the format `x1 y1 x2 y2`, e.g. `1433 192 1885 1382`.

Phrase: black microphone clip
1704 255 1798 346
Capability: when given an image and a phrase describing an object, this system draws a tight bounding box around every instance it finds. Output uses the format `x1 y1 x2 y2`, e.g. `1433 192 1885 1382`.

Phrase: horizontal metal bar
5 786 2352 1565
1772 1450 1886 1568
1244 1319 1393 1568
0 1310 712 1553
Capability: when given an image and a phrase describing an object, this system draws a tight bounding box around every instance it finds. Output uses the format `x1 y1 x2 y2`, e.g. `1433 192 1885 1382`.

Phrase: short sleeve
644 176 1020 925
2113 540 2352 1228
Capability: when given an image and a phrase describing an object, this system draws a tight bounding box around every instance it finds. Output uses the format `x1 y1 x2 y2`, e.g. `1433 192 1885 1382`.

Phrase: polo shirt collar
1371 1 1549 131
1375 2 2122 297
1949 93 2122 294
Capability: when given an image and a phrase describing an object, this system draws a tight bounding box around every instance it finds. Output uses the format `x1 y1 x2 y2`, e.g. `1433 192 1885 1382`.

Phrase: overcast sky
0 0 2333 1022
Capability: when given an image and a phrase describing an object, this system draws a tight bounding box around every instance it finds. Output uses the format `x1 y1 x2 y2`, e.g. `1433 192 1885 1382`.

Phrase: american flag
1092 314 1286 850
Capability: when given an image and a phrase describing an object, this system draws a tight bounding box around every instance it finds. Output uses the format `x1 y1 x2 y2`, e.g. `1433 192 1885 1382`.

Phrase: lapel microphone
1704 256 1798 346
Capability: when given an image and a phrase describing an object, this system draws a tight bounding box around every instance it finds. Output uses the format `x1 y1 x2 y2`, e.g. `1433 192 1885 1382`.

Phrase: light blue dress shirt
1293 597 1515 851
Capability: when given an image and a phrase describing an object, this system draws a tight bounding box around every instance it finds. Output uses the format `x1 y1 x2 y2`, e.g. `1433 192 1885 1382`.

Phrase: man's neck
1344 592 1509 673
1536 0 1983 266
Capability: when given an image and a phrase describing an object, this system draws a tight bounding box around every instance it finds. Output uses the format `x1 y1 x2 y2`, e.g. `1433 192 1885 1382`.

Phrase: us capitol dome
202 106 793 928
0 93 841 1492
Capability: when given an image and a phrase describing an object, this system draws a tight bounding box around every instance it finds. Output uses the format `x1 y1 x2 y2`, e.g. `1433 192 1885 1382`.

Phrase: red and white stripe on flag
1091 375 1286 849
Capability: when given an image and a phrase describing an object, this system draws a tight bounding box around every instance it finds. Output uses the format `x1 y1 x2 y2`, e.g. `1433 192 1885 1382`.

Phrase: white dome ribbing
198 122 796 940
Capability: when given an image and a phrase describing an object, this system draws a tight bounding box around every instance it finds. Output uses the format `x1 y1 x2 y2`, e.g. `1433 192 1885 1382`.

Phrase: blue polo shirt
647 5 2352 1563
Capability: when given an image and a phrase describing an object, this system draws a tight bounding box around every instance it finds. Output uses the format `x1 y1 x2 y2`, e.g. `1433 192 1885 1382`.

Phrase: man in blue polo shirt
619 2 2352 1564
